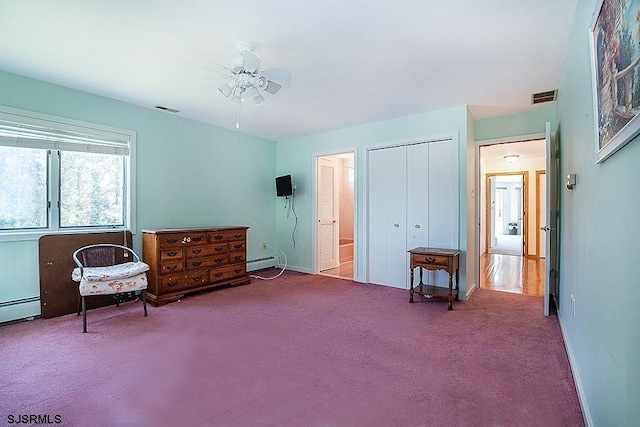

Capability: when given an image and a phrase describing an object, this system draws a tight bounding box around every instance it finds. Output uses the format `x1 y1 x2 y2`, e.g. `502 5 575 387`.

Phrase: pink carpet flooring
0 271 583 426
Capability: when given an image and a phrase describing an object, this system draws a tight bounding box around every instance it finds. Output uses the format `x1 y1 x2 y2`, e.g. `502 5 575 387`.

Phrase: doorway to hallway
478 139 545 296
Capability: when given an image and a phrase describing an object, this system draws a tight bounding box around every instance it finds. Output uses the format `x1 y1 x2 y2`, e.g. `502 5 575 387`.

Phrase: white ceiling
481 139 546 162
0 1 578 141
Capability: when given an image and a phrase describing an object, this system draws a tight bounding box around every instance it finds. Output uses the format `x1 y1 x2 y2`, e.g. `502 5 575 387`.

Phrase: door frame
484 171 528 257
475 133 546 302
312 149 357 278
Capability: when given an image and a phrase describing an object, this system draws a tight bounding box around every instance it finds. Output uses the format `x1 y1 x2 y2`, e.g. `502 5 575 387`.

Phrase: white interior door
543 122 558 316
538 172 547 258
384 146 408 288
318 157 339 271
368 146 407 288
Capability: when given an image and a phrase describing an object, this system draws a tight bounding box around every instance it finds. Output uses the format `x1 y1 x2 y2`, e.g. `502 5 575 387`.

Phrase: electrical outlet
259 242 267 250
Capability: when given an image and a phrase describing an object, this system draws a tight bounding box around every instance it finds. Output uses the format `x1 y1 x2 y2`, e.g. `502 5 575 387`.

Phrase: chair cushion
72 261 149 282
78 272 148 296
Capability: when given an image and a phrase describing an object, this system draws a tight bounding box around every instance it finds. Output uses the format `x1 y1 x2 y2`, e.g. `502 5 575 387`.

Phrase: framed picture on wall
589 0 640 163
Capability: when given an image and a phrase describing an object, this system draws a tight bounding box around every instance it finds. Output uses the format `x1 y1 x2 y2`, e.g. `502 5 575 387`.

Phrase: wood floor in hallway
480 253 545 296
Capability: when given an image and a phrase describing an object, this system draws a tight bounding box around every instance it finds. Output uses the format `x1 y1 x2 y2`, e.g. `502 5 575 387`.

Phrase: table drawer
159 232 207 247
412 254 450 268
185 243 227 258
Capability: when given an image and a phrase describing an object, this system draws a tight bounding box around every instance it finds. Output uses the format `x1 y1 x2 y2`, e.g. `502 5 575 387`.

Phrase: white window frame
0 106 136 242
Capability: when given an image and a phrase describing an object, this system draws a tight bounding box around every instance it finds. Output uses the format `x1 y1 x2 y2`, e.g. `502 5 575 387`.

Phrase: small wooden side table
408 247 461 310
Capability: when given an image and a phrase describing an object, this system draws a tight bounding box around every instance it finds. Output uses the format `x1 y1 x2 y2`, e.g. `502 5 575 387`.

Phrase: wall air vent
531 90 557 104
154 105 180 113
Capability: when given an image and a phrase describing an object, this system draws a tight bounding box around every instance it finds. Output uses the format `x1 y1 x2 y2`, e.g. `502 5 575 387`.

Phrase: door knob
393 223 399 228
415 224 421 228
540 226 557 232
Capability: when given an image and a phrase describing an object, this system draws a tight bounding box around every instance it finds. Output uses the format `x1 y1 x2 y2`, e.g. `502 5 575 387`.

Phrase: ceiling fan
216 41 291 107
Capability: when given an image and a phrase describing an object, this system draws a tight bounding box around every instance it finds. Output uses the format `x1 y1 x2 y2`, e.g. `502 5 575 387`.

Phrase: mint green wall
556 1 640 425
275 106 471 292
0 71 276 321
475 105 556 141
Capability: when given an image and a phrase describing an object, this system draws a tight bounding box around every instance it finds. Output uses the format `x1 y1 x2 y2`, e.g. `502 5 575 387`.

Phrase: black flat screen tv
275 175 293 197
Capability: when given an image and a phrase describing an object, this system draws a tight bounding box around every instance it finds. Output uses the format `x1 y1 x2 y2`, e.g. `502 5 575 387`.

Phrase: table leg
409 267 414 303
447 272 453 310
419 267 424 293
454 267 460 301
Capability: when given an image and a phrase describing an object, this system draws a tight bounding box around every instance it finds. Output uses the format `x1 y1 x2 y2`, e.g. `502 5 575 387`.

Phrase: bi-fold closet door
367 139 459 289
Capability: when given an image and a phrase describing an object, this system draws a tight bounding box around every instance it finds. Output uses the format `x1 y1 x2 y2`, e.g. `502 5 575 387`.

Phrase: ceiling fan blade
242 50 262 73
262 68 291 87
263 80 282 95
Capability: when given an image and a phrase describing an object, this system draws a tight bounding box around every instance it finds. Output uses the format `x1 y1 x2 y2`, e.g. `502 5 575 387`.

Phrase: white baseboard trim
0 298 41 324
558 311 593 427
463 282 478 300
246 256 278 272
283 265 313 274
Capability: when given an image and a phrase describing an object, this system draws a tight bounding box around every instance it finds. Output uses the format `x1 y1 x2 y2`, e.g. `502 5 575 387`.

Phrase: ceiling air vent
154 105 180 113
531 90 557 104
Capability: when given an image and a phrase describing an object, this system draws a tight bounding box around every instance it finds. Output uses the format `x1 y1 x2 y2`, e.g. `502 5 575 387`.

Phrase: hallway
480 253 544 296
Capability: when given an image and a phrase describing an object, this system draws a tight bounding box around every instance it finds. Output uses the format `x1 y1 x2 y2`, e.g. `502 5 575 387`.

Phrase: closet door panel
384 146 408 289
428 139 459 287
407 143 429 252
367 149 389 286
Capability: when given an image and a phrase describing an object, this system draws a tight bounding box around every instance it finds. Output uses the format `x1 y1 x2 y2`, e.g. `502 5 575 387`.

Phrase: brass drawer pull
214 272 223 277
192 261 202 266
166 238 177 244
215 247 224 252
182 236 192 243
167 251 177 257
165 265 177 271
234 234 242 238
234 244 243 249
425 257 436 263
214 235 223 240
167 281 178 287
193 237 203 242
215 258 224 263
192 276 203 282
193 249 202 254
234 255 242 261
234 268 242 274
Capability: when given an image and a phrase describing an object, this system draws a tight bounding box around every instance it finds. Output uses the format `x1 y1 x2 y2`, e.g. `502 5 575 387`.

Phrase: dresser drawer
159 232 207 247
186 255 227 270
229 241 246 253
209 230 246 243
209 264 247 283
160 270 208 293
160 260 184 275
160 248 184 261
229 252 246 264
185 243 227 258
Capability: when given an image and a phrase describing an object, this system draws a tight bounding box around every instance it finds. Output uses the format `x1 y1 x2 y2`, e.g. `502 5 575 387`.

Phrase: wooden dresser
142 226 250 306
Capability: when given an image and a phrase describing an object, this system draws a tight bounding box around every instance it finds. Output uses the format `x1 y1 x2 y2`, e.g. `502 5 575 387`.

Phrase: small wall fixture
503 154 520 163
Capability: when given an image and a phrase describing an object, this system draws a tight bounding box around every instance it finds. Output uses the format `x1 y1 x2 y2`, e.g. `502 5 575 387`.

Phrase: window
0 106 136 239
